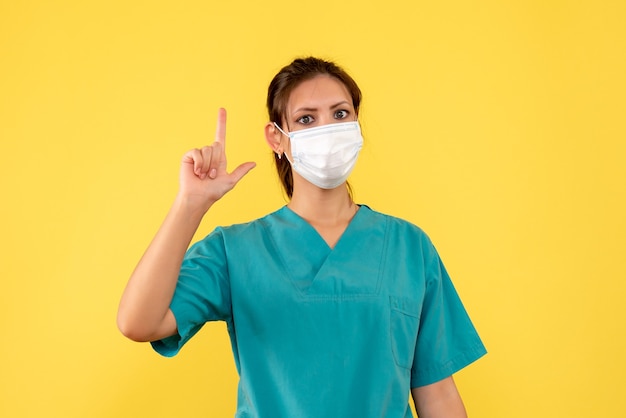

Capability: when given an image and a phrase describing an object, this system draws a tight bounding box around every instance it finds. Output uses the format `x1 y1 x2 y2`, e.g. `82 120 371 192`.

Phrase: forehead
287 75 352 111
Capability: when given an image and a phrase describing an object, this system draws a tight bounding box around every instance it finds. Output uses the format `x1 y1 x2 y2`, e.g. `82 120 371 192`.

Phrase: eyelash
296 110 349 125
297 115 314 124
335 110 348 119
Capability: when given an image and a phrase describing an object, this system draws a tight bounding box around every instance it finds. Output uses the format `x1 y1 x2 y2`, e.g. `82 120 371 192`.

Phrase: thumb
229 162 257 185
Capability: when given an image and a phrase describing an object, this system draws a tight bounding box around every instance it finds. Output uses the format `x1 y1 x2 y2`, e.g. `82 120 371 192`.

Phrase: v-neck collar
284 204 361 251
265 205 388 298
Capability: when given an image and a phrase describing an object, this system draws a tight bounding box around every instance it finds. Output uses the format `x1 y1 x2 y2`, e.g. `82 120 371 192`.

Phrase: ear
264 122 283 154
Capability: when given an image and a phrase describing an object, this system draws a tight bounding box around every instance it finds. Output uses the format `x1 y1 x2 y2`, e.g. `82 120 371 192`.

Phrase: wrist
172 193 215 223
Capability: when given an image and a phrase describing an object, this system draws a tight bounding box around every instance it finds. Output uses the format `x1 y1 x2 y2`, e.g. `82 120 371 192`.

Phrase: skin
412 376 468 418
117 74 468 417
116 108 256 342
264 75 359 248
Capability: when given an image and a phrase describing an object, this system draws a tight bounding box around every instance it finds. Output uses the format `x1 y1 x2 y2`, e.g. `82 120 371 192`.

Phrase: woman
117 57 486 417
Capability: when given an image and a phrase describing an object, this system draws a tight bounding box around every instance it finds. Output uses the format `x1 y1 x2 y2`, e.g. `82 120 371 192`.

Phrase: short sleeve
410 240 487 387
151 228 231 357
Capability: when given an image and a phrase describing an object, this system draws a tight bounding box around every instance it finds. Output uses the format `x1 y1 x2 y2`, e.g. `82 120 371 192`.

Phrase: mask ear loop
272 122 289 159
272 122 298 165
273 122 290 137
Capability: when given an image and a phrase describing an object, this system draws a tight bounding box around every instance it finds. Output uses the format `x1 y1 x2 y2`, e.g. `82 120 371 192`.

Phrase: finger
228 161 256 185
214 108 226 145
208 141 223 179
199 146 213 179
182 149 203 175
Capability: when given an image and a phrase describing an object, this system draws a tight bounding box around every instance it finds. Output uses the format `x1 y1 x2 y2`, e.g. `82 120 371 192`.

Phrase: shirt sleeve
410 238 487 387
151 227 231 357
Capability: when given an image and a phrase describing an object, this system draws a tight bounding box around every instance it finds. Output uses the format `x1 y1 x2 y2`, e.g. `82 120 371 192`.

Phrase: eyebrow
292 100 351 115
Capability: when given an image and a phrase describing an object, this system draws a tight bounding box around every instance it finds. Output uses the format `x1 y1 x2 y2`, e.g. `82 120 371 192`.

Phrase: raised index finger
215 107 227 145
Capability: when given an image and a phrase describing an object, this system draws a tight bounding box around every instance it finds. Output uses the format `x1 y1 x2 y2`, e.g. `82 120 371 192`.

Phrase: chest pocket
389 296 421 369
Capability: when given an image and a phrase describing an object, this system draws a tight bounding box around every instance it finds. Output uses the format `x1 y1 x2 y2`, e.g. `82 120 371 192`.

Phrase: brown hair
266 57 362 198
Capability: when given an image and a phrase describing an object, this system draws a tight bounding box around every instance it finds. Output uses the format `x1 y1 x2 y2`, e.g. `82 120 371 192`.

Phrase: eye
297 115 314 125
334 109 349 119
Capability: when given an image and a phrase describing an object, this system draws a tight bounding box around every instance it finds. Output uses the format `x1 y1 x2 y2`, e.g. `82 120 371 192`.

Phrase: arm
411 376 467 418
116 108 255 342
116 196 206 342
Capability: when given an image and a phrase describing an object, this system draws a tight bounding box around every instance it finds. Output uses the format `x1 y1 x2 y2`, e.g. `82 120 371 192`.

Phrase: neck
288 183 356 227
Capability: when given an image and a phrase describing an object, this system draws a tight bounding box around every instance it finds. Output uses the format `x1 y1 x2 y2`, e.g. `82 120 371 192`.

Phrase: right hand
178 108 256 211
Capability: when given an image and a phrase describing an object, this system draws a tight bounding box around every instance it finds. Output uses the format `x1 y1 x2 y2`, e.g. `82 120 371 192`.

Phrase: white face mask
274 121 363 189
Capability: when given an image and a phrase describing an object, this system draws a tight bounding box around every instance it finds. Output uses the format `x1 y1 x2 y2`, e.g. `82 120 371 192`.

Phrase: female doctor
117 57 486 418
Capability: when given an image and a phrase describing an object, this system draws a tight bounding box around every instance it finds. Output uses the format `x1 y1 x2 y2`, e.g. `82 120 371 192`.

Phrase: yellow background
2 0 625 417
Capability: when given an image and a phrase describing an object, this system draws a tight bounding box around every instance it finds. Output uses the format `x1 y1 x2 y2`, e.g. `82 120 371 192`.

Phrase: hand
178 108 256 211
